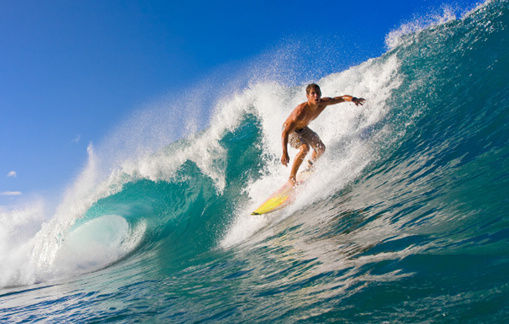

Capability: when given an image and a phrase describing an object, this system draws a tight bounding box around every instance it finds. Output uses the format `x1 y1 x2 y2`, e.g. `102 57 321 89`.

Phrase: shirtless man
281 83 365 185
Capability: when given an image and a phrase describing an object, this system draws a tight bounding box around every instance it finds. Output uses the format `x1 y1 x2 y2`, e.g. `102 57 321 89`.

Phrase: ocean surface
1 0 508 322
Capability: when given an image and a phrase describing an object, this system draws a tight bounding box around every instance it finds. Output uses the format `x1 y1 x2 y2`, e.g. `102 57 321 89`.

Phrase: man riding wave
281 83 365 185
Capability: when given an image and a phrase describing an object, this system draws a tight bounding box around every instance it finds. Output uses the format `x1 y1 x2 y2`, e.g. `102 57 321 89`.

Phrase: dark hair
306 83 321 95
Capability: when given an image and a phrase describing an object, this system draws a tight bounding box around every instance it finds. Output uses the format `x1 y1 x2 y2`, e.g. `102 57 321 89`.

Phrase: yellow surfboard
251 169 313 215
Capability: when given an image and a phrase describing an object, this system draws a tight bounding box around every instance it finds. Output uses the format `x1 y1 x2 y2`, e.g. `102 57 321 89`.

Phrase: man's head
306 83 321 103
306 83 321 96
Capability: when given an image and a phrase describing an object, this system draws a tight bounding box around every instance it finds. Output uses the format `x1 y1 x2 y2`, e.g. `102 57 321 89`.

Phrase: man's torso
291 102 327 130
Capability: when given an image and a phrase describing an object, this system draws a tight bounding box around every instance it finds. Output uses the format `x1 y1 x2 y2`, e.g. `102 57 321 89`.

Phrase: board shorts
288 127 324 151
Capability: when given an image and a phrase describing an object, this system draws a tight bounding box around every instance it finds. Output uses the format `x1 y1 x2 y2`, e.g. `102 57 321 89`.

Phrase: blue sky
0 0 479 206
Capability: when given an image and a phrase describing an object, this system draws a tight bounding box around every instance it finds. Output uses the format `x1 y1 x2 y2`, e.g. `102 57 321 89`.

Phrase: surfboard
251 169 313 215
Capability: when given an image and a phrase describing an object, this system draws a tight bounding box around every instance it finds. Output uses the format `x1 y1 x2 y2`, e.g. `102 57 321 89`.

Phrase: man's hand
281 152 290 166
352 97 366 106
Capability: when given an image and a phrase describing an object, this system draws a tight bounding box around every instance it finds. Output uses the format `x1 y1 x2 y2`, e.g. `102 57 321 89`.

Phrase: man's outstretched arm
321 95 366 106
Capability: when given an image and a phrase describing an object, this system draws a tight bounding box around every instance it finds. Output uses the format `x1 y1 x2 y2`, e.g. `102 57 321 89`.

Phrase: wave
1 0 507 294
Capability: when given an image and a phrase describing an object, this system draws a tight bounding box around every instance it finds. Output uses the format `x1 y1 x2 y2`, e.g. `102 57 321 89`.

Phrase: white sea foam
384 1 489 51
0 200 46 287
385 6 458 50
220 54 402 248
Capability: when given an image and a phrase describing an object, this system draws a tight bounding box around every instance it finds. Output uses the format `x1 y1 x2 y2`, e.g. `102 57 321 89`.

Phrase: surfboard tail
251 169 314 215
251 194 291 215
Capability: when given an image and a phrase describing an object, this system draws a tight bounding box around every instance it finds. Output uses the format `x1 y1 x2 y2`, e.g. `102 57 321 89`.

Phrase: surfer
281 83 365 185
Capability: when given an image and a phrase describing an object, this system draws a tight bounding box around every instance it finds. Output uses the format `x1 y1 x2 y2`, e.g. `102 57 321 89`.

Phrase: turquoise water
1 0 508 322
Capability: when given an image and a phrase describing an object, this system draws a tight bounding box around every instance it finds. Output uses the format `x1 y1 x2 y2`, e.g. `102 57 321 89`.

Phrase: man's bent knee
299 144 310 154
315 142 325 155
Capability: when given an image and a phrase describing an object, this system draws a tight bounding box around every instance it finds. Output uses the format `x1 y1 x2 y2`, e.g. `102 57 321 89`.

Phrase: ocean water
1 0 508 322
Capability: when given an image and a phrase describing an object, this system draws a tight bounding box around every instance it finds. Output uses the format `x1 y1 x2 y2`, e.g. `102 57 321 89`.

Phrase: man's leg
303 128 325 166
310 140 325 162
289 144 310 184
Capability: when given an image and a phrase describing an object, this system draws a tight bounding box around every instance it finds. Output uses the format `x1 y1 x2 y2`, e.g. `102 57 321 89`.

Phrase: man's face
307 89 321 104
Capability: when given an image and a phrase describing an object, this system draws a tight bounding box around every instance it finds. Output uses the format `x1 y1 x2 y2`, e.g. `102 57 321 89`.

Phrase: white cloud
7 171 16 178
72 134 81 143
1 191 22 196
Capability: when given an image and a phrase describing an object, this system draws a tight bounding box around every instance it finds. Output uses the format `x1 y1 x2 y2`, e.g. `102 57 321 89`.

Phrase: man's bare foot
289 176 297 186
304 160 315 172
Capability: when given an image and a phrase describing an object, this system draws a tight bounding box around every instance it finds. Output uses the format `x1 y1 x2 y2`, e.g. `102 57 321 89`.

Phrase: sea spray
1 1 507 322
221 54 403 247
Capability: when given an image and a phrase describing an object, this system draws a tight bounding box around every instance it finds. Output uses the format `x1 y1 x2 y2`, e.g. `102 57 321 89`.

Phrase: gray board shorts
288 127 323 150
